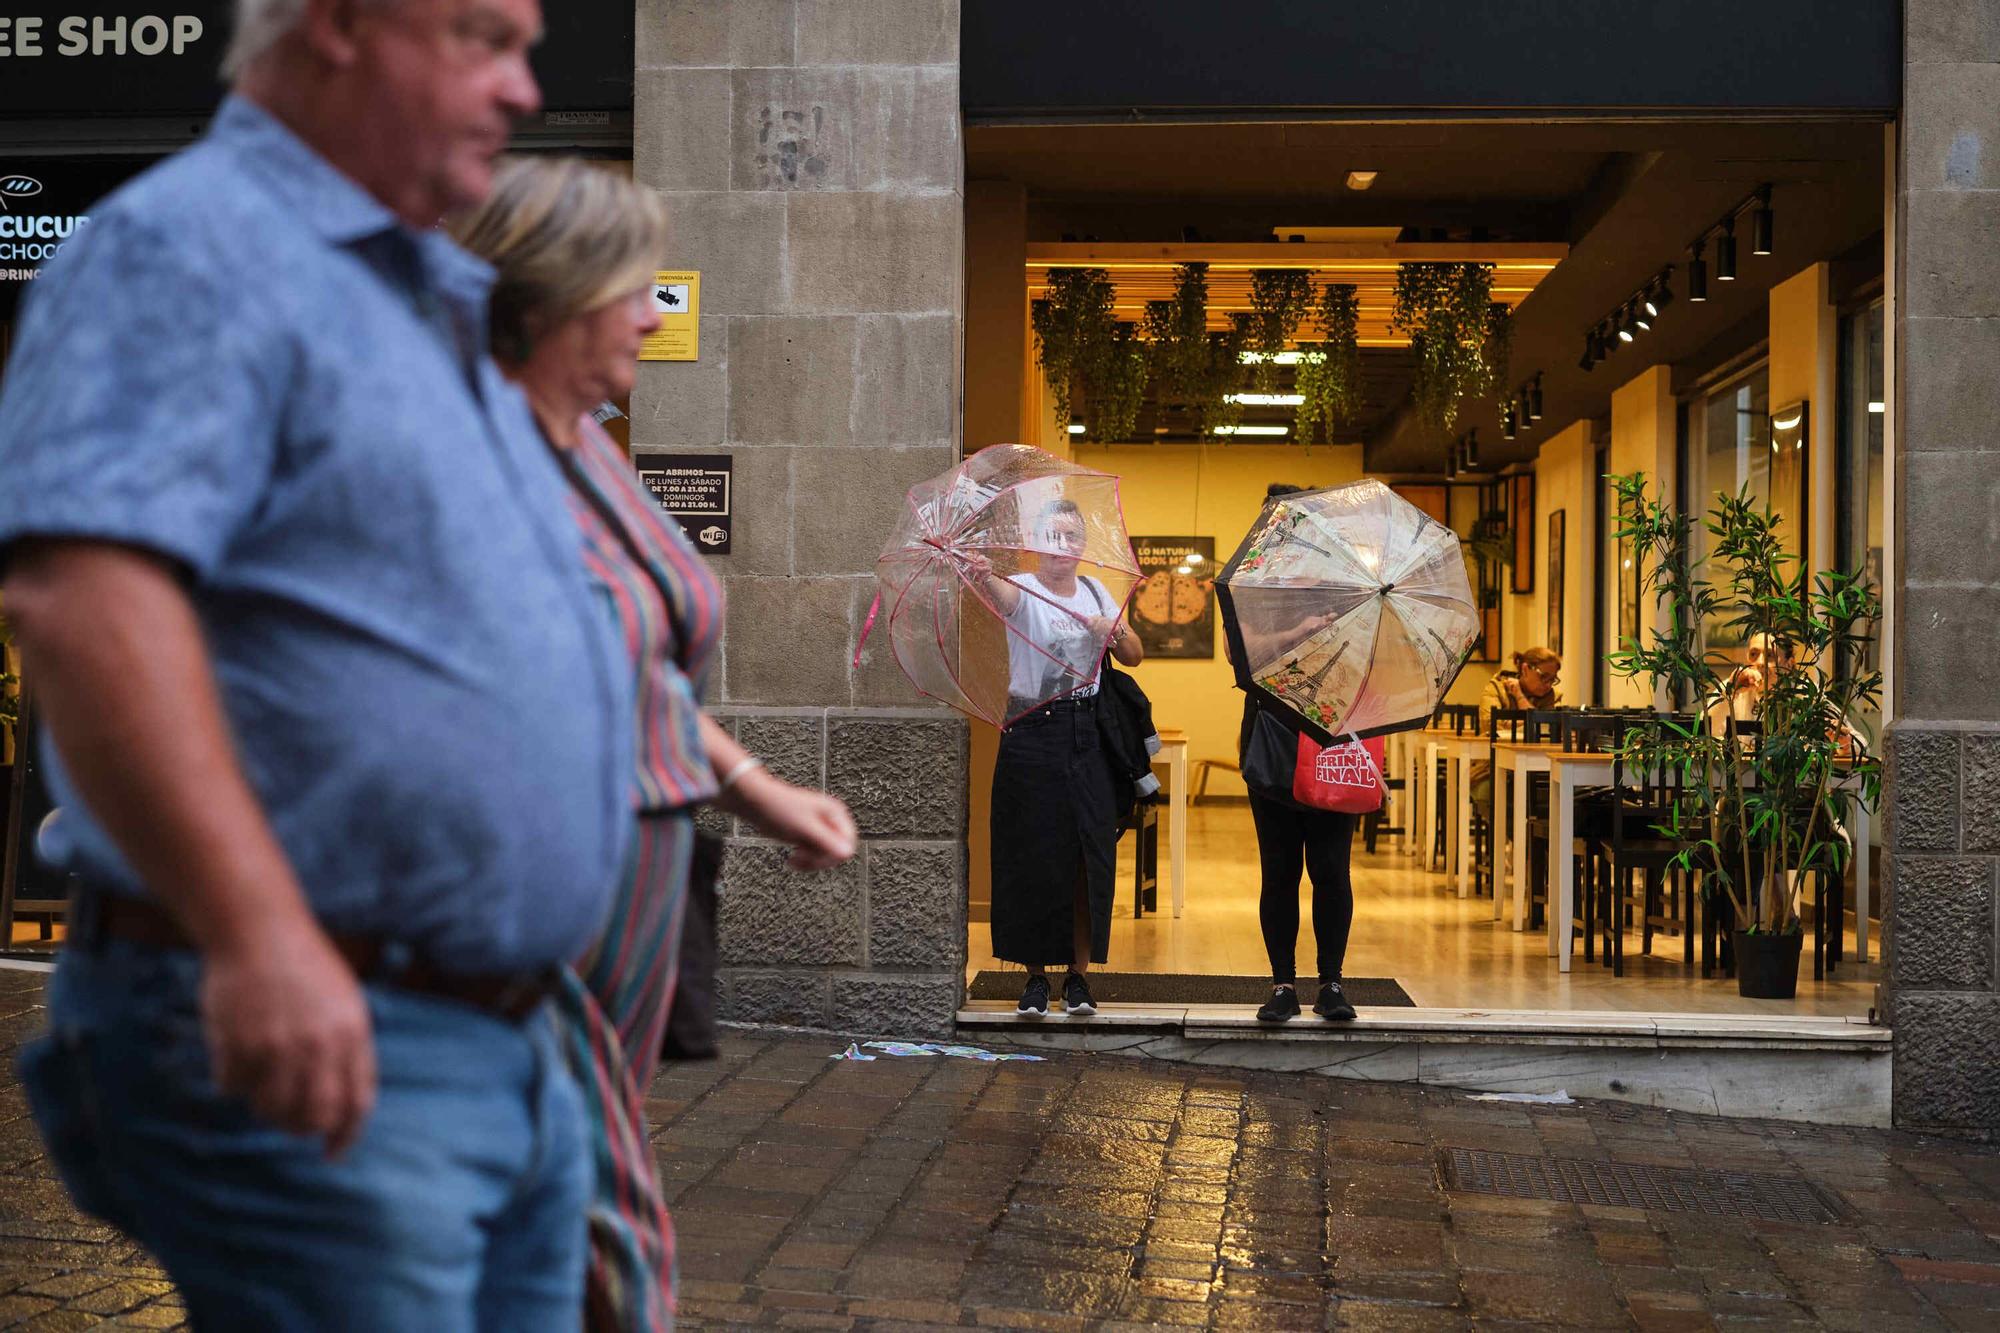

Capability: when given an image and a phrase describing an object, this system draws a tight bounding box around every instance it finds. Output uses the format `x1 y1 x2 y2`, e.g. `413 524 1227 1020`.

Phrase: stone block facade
633 1 966 1035
1889 1 2000 1135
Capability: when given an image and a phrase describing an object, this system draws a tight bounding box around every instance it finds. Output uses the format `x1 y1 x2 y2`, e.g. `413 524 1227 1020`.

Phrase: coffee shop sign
0 14 205 57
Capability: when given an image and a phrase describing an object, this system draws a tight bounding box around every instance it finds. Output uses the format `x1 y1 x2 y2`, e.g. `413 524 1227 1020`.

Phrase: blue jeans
19 939 589 1332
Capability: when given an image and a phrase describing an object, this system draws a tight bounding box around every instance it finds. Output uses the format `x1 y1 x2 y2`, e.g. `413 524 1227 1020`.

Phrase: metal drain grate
1439 1148 1849 1225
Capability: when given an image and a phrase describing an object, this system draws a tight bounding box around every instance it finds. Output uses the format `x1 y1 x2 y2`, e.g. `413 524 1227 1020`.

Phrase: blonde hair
448 157 669 363
1515 646 1561 671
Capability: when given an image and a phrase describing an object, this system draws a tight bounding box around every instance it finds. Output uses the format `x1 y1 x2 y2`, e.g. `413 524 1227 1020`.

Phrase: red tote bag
1292 733 1387 814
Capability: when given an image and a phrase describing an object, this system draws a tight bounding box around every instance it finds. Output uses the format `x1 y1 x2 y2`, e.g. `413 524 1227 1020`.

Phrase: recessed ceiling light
1346 171 1379 191
1067 423 1086 435
1213 425 1290 436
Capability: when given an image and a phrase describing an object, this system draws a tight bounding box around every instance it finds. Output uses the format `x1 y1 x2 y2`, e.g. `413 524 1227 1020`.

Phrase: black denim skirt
989 697 1118 967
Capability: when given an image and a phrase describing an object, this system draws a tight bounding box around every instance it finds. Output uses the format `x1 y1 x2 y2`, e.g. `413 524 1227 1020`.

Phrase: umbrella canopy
1216 479 1479 744
870 444 1142 729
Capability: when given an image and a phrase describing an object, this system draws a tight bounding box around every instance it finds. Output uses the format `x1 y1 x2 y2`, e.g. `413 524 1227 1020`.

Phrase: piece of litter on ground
855 1040 1045 1063
1467 1089 1575 1105
830 1043 876 1061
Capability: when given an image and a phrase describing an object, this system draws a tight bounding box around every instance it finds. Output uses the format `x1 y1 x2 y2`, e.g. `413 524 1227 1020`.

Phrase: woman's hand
728 768 859 871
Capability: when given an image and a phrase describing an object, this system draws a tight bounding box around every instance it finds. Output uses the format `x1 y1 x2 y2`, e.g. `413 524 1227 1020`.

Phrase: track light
1465 428 1480 468
1617 303 1637 343
1504 402 1519 438
1634 300 1651 332
1579 342 1597 373
1653 269 1675 312
1751 189 1774 256
1688 245 1708 302
1716 221 1738 281
1528 376 1544 422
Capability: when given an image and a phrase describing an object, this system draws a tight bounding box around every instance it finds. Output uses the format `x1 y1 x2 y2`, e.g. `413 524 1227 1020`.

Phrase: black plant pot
1734 929 1804 1000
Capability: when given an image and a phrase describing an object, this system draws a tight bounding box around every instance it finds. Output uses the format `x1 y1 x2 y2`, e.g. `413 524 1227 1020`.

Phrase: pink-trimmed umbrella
864 444 1142 728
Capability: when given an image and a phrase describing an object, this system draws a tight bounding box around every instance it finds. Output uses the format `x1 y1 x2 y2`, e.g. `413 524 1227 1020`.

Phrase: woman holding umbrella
1218 479 1481 1026
1233 486 1359 1024
968 498 1143 1018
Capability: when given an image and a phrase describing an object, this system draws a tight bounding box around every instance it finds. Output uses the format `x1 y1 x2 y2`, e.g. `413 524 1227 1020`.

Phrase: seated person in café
1470 646 1563 807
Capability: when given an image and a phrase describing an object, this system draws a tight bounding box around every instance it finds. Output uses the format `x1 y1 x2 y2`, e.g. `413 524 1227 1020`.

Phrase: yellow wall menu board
638 270 699 361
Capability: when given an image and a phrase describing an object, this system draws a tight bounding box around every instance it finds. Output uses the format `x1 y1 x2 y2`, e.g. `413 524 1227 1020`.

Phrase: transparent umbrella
1216 479 1478 743
865 444 1142 729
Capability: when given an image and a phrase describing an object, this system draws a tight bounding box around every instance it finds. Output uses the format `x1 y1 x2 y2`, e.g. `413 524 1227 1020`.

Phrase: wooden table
1525 748 1874 973
1491 739 1561 930
1417 728 1485 898
1153 729 1190 917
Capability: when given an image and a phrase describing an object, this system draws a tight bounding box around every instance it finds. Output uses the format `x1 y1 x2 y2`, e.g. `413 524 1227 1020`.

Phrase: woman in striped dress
454 159 859 1331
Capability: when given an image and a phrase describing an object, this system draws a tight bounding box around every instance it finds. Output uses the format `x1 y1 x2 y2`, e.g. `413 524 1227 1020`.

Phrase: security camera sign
638 269 699 361
634 453 731 555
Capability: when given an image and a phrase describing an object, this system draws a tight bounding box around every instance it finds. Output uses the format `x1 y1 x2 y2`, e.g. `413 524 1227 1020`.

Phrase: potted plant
1086 321 1150 444
1143 262 1212 408
1609 475 1882 998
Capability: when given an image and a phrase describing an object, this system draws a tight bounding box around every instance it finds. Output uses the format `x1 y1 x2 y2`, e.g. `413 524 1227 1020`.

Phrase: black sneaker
1062 972 1096 1018
1314 980 1357 1022
1017 974 1050 1017
1256 985 1300 1023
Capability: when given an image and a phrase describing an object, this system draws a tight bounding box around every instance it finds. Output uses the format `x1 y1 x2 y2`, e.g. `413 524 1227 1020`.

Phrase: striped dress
552 415 723 1332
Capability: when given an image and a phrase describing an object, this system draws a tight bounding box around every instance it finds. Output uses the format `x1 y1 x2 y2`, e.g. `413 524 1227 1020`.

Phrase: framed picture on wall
1509 473 1535 594
1129 536 1216 658
1547 510 1565 655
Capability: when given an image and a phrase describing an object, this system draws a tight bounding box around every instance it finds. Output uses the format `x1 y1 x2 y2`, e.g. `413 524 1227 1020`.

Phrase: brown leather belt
70 892 557 1024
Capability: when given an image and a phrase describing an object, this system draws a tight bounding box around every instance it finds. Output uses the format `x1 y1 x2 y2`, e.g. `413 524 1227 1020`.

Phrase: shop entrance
960 116 1891 1023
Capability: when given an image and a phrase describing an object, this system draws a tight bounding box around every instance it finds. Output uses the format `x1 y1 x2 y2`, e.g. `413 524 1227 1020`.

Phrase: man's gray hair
222 0 401 80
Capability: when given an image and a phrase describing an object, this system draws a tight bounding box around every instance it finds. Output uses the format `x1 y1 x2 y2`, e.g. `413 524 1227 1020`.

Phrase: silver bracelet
718 756 765 792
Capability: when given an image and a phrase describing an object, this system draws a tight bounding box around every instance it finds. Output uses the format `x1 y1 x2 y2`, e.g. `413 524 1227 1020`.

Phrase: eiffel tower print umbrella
1216 479 1479 744
863 444 1143 729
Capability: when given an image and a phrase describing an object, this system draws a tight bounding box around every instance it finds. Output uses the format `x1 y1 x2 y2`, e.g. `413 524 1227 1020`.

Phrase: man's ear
296 0 373 68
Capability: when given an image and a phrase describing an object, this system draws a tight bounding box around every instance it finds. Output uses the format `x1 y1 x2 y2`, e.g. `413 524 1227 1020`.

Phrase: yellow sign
638 270 699 361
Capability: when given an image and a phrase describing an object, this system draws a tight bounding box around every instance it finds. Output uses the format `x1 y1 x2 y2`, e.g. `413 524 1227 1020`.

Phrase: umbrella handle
852 590 883 669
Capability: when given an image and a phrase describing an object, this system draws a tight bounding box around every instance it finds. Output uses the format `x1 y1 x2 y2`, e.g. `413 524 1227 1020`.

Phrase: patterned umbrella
1216 479 1479 744
865 444 1142 728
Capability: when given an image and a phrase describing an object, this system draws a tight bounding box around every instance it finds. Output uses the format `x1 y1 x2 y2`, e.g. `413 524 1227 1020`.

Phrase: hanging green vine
1390 262 1496 438
1295 283 1362 444
1086 323 1150 444
1482 302 1513 405
1245 270 1315 391
1189 317 1248 439
1030 267 1116 433
1142 263 1210 405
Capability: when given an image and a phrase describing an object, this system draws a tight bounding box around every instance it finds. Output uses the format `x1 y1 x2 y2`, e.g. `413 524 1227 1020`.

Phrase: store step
956 1001 1890 1127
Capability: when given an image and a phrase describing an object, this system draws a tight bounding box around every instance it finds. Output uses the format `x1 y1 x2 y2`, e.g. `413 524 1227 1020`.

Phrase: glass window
1688 365 1772 651
1838 300 1886 739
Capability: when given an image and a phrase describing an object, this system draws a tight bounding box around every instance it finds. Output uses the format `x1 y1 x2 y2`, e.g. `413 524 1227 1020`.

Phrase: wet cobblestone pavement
0 965 1996 1329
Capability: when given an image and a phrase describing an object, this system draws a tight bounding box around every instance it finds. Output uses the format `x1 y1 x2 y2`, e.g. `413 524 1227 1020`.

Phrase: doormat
968 971 1414 1007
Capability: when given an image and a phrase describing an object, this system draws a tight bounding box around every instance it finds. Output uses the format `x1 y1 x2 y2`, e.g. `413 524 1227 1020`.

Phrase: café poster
1129 536 1216 659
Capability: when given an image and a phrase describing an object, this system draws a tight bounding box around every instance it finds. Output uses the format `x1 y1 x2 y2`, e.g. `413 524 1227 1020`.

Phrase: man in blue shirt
0 0 632 1325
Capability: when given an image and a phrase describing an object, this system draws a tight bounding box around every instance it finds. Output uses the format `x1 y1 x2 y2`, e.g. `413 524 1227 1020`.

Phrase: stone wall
633 0 967 1036
1888 1 2000 1133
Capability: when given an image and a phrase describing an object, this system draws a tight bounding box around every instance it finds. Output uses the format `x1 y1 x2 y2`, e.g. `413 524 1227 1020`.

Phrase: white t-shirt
1004 574 1109 703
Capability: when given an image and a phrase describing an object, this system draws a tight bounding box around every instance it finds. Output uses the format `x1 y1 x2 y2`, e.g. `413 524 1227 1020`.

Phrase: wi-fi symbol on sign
0 177 44 210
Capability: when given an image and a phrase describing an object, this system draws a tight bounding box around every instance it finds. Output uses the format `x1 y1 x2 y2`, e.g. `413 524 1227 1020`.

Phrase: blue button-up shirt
0 98 633 973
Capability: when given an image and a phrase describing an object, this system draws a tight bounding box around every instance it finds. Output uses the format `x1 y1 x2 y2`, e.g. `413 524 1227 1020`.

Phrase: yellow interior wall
1524 421 1592 705
1073 444 1366 797
1768 263 1838 574
1605 366 1676 706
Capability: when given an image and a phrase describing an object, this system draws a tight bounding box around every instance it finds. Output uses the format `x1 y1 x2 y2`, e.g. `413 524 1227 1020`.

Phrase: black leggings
1248 793 1357 986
